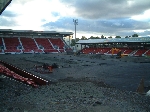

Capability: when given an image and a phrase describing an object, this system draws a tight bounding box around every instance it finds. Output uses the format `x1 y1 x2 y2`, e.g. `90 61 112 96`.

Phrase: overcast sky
0 0 150 38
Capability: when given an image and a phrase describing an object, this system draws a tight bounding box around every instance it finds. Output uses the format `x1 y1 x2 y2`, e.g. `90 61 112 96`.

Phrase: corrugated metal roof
0 29 73 36
76 37 150 44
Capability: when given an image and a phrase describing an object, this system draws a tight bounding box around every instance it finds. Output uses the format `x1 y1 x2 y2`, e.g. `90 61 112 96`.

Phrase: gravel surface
0 53 150 112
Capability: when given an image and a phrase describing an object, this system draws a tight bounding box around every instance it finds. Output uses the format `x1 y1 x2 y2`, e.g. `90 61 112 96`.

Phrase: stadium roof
0 29 73 36
76 37 150 44
0 0 12 15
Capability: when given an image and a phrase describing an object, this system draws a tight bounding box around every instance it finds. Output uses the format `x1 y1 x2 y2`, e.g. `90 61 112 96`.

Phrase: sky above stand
0 0 150 38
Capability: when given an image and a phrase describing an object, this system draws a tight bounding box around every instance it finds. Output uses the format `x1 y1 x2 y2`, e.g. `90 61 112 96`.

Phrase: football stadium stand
0 29 150 57
0 29 73 54
77 37 150 56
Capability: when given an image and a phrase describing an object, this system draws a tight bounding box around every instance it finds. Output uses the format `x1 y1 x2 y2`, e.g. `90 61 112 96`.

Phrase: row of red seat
0 37 65 53
49 38 64 49
81 48 150 56
133 49 149 56
0 64 38 87
0 60 49 86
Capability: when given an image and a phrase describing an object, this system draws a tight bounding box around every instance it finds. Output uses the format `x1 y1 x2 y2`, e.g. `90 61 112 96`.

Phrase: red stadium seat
133 49 147 56
49 38 65 52
35 38 58 53
3 37 21 53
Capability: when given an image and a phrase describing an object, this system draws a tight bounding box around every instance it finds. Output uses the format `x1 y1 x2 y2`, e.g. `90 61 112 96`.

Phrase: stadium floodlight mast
73 19 78 51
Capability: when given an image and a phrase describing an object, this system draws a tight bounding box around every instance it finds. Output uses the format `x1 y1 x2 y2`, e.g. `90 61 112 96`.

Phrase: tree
71 38 79 46
89 36 100 39
101 35 104 39
95 36 100 39
76 38 79 42
132 34 138 37
89 36 94 39
71 39 75 46
108 36 112 38
125 36 129 38
115 36 121 38
81 36 87 40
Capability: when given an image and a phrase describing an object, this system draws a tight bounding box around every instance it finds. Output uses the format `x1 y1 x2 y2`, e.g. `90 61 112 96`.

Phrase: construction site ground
0 53 150 112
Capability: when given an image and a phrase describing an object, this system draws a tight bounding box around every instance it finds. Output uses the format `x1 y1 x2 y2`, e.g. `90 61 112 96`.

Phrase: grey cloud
0 0 149 38
0 17 18 26
60 0 150 19
51 12 60 17
0 10 19 27
116 30 150 37
12 0 34 5
43 17 74 30
43 17 150 37
138 30 150 37
1 10 18 17
79 18 150 34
